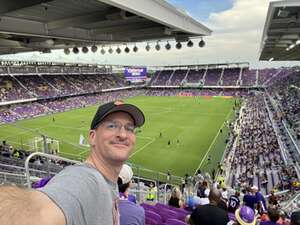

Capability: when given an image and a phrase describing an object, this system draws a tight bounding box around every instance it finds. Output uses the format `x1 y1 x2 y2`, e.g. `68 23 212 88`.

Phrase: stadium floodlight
63 48 70 55
108 47 113 54
145 43 151 51
165 41 171 50
175 42 182 49
155 42 161 51
91 45 98 53
101 47 106 54
82 46 89 53
133 45 138 53
72 47 79 54
198 38 205 47
187 40 194 47
124 46 130 53
116 46 121 54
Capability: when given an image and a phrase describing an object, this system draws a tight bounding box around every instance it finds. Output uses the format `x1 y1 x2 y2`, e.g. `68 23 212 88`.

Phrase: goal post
30 136 60 154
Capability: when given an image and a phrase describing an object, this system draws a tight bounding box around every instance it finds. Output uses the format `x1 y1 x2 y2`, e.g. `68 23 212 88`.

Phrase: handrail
25 152 79 188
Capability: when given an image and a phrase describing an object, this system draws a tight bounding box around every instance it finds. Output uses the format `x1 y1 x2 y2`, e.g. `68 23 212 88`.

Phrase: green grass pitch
0 96 235 177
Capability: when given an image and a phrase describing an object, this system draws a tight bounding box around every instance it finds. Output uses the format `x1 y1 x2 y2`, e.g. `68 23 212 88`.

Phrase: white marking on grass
130 137 156 158
193 108 233 175
49 124 87 131
136 135 154 140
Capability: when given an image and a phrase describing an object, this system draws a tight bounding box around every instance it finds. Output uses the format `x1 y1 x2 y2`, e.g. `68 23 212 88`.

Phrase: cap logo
114 100 124 105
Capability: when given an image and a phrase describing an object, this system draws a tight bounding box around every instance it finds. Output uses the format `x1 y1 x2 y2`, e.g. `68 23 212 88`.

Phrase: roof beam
47 11 108 30
267 27 300 35
0 0 53 14
91 21 155 35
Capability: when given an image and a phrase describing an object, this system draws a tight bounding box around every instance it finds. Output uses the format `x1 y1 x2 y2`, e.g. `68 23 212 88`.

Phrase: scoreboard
124 67 147 82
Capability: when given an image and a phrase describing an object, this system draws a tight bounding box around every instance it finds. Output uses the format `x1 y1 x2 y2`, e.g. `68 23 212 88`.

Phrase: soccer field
0 96 235 177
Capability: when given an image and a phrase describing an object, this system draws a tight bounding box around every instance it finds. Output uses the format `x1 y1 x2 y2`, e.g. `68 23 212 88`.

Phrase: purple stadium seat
141 203 157 211
158 208 180 222
146 217 158 225
165 218 187 225
145 210 162 225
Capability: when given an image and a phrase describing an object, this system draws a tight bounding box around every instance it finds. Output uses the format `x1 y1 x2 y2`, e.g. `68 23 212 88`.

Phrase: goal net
30 136 60 154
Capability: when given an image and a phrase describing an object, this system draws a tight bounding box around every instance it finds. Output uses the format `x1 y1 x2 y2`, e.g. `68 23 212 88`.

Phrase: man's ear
88 130 96 147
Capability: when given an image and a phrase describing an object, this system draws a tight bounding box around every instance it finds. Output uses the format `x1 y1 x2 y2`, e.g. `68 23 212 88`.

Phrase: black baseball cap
90 100 145 129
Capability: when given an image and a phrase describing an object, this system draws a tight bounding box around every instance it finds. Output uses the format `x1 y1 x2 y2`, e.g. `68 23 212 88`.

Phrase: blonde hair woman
168 186 184 208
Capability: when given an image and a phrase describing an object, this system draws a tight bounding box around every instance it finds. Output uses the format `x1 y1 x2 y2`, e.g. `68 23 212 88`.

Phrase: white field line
49 124 87 131
136 135 153 140
130 137 156 158
193 108 233 175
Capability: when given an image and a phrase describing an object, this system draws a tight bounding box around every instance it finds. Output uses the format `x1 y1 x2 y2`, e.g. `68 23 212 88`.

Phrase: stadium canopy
259 0 300 61
0 0 212 55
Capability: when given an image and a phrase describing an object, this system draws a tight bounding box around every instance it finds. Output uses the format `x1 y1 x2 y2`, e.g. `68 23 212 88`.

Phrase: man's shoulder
57 164 104 179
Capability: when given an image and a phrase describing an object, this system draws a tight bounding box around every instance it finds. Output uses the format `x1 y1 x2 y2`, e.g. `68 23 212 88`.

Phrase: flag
79 134 85 145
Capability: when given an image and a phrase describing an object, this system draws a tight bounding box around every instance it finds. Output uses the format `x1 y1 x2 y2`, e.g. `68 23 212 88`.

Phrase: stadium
0 0 299 225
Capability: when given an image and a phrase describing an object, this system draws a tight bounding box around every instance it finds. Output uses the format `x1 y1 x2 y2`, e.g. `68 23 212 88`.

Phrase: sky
0 0 298 69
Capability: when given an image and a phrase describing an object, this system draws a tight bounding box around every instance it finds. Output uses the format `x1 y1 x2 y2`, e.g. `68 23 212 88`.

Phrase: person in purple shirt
118 164 145 225
242 188 256 210
252 186 267 213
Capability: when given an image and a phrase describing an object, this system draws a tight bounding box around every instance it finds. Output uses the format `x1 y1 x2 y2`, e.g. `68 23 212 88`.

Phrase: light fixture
124 46 130 53
165 41 171 50
133 45 138 53
101 47 105 54
187 40 194 47
199 38 205 47
155 41 161 51
72 47 79 54
145 43 151 51
116 46 121 54
108 47 113 54
64 48 70 55
91 45 98 53
82 46 89 53
175 42 182 49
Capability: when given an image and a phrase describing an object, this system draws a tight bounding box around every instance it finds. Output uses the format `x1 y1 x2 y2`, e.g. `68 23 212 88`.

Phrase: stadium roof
259 0 300 61
0 0 212 55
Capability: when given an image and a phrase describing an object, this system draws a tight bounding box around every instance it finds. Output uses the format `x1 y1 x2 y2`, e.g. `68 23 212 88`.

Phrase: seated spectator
189 188 229 225
118 164 145 225
260 208 280 225
268 190 278 207
168 186 184 208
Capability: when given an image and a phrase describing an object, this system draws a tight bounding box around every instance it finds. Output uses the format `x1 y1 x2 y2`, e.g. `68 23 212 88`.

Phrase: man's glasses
102 121 136 134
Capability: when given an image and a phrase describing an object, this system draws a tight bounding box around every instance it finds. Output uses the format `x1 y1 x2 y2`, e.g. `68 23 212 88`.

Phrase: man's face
89 111 136 165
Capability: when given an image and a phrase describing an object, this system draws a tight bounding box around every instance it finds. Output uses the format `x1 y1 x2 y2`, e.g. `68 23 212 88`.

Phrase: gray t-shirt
38 163 119 225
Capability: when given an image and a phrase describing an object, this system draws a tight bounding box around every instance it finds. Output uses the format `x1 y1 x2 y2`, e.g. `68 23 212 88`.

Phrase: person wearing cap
0 100 145 225
252 186 266 214
118 164 145 225
229 205 256 225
